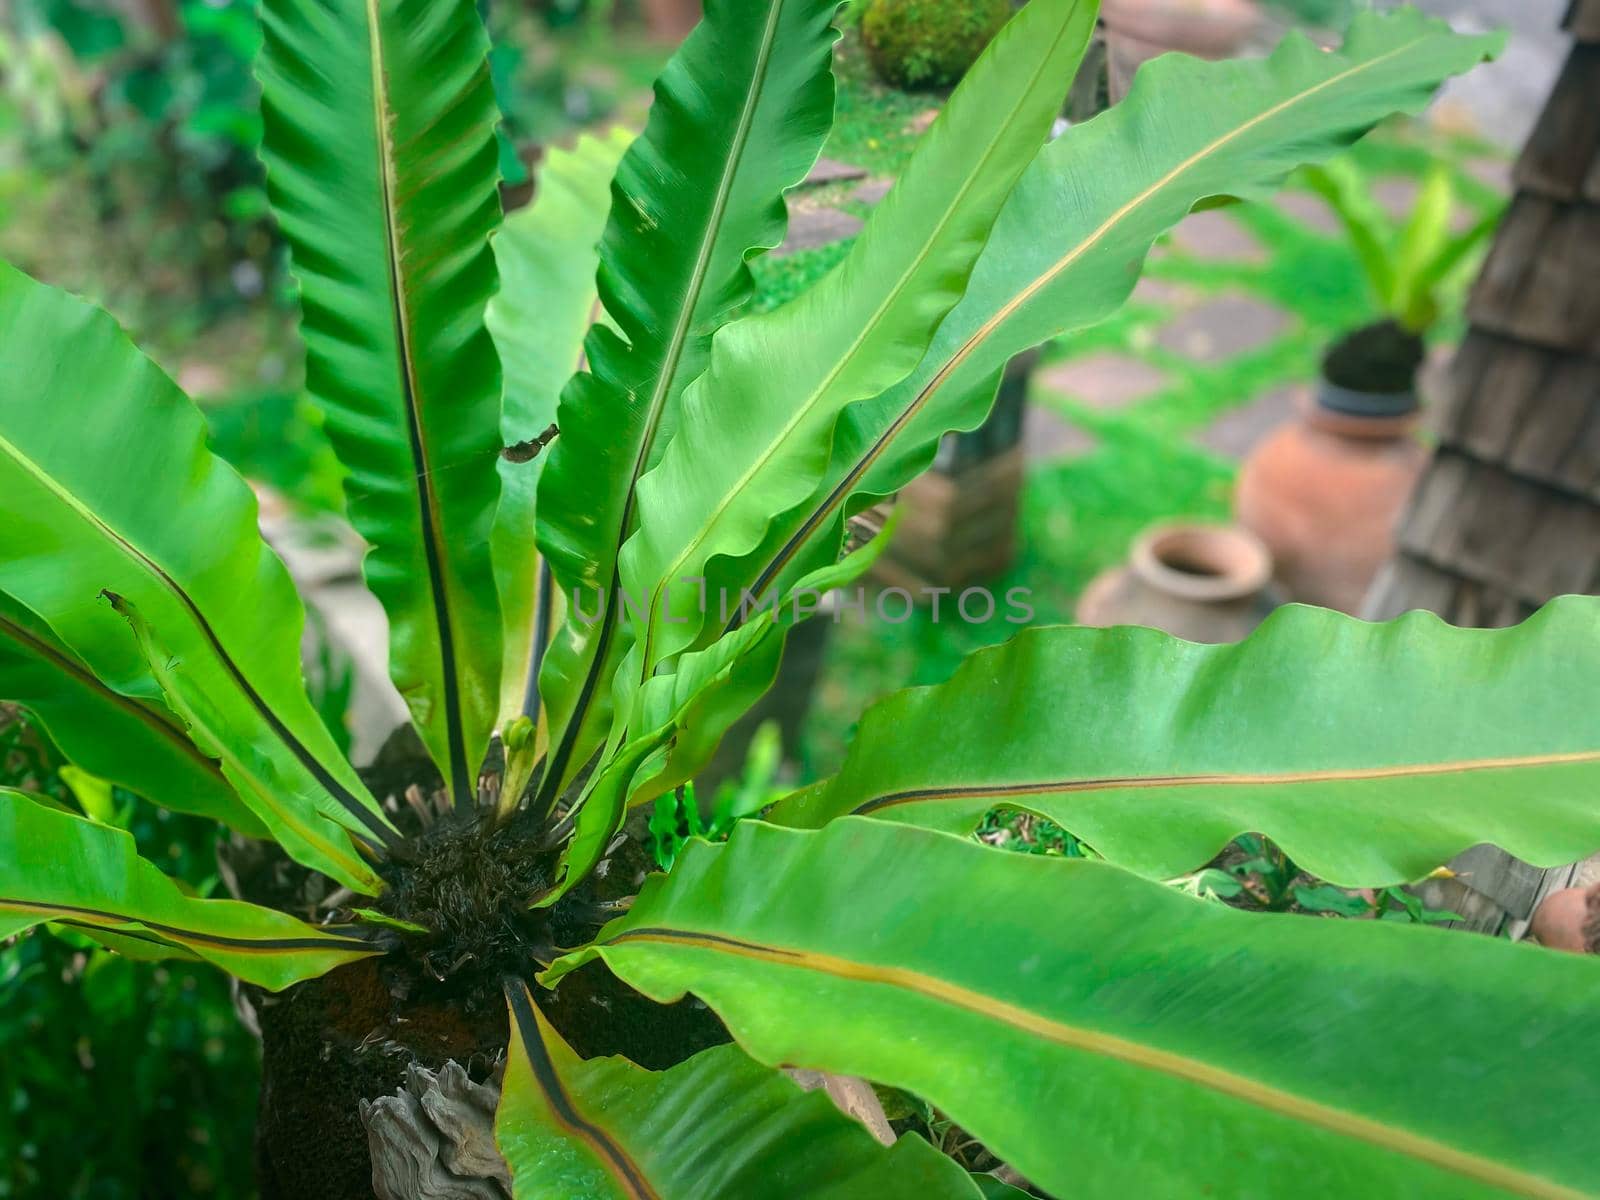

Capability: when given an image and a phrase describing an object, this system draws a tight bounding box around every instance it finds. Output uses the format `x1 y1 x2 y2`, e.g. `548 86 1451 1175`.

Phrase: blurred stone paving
1024 204 1305 469
1022 142 1510 477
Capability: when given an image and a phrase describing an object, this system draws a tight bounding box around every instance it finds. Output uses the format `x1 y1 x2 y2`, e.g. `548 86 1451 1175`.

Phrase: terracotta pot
640 0 699 42
1077 522 1276 643
1235 381 1428 614
1530 884 1600 954
1102 0 1262 98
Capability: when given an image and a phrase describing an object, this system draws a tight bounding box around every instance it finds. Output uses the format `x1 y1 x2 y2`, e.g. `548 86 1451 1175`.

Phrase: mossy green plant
861 0 1011 90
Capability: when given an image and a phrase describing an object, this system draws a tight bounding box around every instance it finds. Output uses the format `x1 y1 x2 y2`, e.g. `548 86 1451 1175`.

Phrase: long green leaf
258 0 505 806
0 590 267 837
489 129 633 727
0 790 380 990
617 0 1098 686
0 262 393 890
773 598 1600 887
545 611 788 904
547 524 897 903
627 513 897 810
736 11 1503 602
1390 164 1453 321
532 0 842 809
548 818 1600 1199
498 981 979 1199
1304 157 1398 307
108 593 386 893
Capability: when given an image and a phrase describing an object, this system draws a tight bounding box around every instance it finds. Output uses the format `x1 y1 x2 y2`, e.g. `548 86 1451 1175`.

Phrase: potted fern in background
5 1 1598 1196
1236 159 1503 613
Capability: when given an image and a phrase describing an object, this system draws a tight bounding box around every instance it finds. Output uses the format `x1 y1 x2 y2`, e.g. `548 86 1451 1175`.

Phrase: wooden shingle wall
1365 4 1600 626
1570 0 1600 42
1364 5 1600 931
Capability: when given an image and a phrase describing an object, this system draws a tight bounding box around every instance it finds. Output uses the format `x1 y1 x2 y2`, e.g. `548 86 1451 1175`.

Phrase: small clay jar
1077 522 1276 643
1236 383 1428 614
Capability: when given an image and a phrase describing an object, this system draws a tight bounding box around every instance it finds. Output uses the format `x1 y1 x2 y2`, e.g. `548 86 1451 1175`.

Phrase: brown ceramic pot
1077 522 1276 643
1530 884 1600 954
1235 383 1428 614
1102 0 1262 98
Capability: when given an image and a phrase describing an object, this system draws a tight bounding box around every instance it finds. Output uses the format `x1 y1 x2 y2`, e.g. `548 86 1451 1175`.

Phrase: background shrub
862 0 1011 90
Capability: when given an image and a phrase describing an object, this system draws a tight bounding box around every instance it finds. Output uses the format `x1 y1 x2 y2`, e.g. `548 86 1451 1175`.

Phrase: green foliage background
0 716 258 1200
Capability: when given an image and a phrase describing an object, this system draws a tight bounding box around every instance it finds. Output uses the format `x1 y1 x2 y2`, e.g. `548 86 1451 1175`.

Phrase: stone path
1026 205 1306 471
1036 355 1170 411
1022 402 1098 462
1192 384 1300 460
1168 209 1267 264
804 157 867 185
776 155 889 256
776 206 862 255
1395 0 1569 149
1154 291 1293 363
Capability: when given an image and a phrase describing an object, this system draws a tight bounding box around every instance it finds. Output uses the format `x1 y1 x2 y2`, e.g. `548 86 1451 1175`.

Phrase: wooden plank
1432 332 1487 446
876 534 1016 592
1390 455 1600 609
1391 455 1600 609
1446 574 1533 629
1511 492 1600 601
894 449 1025 531
1441 463 1540 598
890 496 1017 559
1515 45 1600 202
1523 206 1600 353
1360 556 1460 620
1396 451 1474 560
1514 355 1600 492
1579 399 1600 503
1448 844 1548 919
1445 334 1549 462
1468 195 1552 338
1569 0 1600 40
1473 200 1600 354
1418 846 1578 937
1411 873 1508 934
1454 469 1595 603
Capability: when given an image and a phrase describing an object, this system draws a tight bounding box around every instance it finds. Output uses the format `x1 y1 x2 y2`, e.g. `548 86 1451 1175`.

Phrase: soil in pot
1322 319 1426 396
246 731 728 1200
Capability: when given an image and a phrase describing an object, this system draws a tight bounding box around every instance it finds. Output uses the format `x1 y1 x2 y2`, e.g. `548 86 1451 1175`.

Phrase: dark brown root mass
249 728 727 1199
